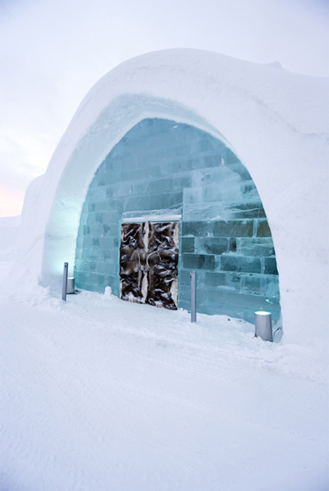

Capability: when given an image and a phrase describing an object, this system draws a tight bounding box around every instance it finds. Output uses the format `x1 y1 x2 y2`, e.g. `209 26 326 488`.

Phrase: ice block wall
74 118 280 323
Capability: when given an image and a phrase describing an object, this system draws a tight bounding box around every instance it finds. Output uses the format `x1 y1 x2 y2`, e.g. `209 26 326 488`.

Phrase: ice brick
182 221 212 237
196 237 228 255
213 220 253 237
220 255 262 274
256 220 272 237
182 254 216 271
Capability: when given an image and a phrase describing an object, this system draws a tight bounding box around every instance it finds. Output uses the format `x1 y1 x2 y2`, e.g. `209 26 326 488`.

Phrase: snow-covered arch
41 93 230 286
16 49 329 343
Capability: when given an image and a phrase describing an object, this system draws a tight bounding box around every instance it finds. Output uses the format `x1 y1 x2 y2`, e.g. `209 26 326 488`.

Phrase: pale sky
0 0 328 217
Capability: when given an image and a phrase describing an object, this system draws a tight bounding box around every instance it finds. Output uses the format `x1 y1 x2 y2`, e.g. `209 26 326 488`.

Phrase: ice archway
72 116 281 323
41 93 230 286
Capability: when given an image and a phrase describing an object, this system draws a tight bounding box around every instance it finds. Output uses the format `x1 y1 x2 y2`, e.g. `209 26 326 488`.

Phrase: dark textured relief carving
120 222 179 310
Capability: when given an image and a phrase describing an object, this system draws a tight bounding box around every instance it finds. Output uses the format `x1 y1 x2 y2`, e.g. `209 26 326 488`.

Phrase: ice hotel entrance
74 118 281 324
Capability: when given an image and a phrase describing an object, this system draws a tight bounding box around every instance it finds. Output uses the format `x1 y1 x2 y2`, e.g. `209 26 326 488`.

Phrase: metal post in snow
62 262 68 301
255 311 273 342
190 271 196 323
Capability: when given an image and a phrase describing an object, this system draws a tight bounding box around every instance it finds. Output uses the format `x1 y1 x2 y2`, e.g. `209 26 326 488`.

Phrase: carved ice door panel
146 222 179 310
119 223 146 304
119 221 179 310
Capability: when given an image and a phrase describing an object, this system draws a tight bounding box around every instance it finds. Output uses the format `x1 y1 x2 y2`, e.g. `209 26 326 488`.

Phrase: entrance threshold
122 213 181 224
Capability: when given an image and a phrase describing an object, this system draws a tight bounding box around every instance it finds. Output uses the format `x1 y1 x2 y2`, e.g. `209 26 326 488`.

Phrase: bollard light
62 262 68 301
67 277 75 294
190 271 196 323
255 311 273 342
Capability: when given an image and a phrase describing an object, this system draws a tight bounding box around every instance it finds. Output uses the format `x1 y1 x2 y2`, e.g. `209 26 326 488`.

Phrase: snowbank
12 49 329 345
0 215 20 262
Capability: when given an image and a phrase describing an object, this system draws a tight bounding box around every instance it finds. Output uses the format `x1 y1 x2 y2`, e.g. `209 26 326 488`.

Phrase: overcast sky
0 0 328 217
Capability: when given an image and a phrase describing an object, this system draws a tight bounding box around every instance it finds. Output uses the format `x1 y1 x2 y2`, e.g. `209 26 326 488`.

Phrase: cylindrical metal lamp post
67 277 75 294
255 311 273 342
190 271 196 323
62 262 68 301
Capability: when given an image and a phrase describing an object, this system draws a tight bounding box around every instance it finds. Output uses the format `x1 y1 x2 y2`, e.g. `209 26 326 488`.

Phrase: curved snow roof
17 49 329 343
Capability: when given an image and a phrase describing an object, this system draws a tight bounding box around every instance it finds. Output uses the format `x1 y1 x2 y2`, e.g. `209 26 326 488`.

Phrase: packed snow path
1 278 328 490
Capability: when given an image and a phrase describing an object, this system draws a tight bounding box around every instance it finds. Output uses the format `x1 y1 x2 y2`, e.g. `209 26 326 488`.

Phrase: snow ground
1 251 328 490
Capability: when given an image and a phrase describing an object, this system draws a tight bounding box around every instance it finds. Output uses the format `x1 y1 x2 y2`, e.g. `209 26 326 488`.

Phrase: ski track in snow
1 265 328 491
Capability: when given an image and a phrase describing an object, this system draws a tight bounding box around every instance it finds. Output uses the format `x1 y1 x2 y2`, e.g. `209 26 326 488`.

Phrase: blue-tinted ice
74 118 280 323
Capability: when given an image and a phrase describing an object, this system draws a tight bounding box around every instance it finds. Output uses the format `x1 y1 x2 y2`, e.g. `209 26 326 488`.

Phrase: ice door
120 221 179 310
120 223 146 304
146 222 179 310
